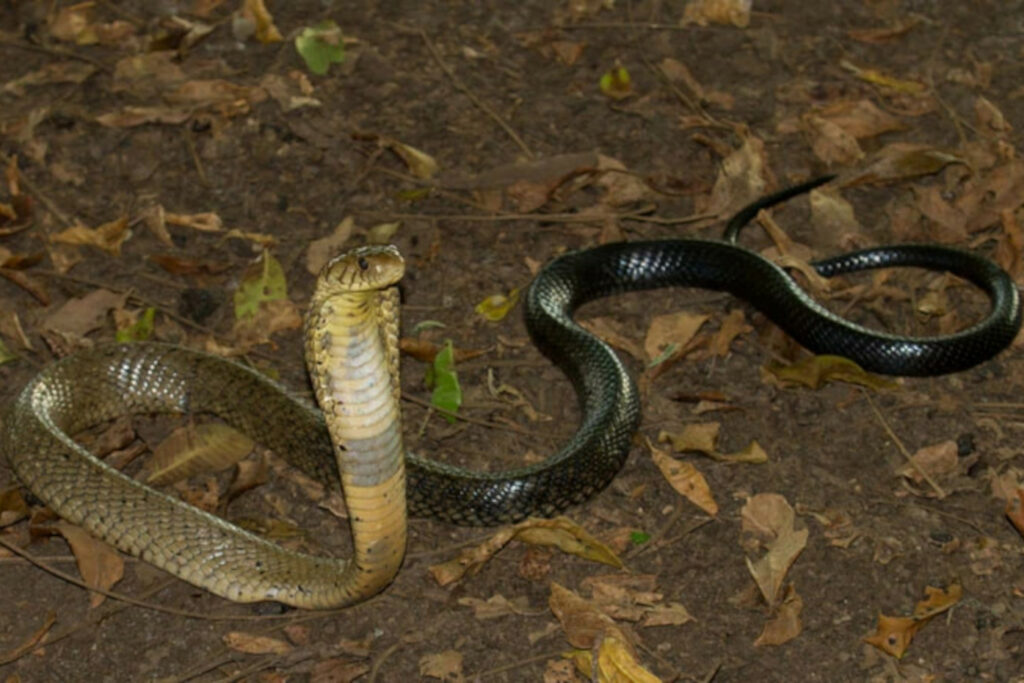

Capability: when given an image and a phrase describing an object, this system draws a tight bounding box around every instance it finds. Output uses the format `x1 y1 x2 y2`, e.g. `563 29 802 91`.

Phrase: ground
1 1 1024 681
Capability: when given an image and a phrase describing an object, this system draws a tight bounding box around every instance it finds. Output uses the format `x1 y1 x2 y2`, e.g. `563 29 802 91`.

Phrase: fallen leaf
680 0 752 28
45 289 127 337
0 487 29 527
896 440 960 484
143 423 255 486
51 217 131 256
429 517 622 586
241 0 282 43
805 114 864 165
580 317 646 362
56 521 125 607
762 355 899 391
740 493 808 607
223 631 291 655
703 133 768 218
165 211 223 232
399 338 487 363
647 437 718 516
641 602 695 627
310 659 369 683
840 60 925 93
306 217 355 275
658 423 768 463
475 288 521 322
709 309 752 357
385 139 438 179
599 64 632 100
863 581 962 658
419 650 464 682
842 143 966 186
457 594 532 619
234 249 287 320
643 311 709 363
753 584 803 646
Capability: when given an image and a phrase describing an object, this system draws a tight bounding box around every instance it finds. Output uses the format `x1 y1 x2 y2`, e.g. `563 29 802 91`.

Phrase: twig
0 36 109 71
469 650 569 679
355 208 715 226
417 29 533 158
0 151 74 227
861 390 946 498
182 126 210 187
402 393 537 437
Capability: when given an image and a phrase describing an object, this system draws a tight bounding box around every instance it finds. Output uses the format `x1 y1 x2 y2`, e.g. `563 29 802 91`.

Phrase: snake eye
357 256 369 270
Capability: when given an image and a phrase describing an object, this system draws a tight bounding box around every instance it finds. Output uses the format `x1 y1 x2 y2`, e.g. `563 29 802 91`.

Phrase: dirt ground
1 1 1024 681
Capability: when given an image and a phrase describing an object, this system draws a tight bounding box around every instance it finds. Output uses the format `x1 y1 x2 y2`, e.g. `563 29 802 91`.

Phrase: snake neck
305 288 407 594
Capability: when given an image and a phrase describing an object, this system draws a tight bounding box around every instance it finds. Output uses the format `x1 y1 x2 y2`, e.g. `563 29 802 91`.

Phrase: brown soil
1 1 1023 681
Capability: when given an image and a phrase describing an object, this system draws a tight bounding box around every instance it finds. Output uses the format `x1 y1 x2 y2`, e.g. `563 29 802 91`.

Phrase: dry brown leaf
863 581 962 658
49 2 98 44
658 423 767 463
0 487 29 527
805 114 864 166
817 99 906 140
580 316 646 361
165 211 224 233
595 155 650 207
310 659 370 683
709 309 751 357
52 217 131 256
95 105 194 127
643 311 709 363
740 493 808 607
896 440 959 484
3 61 98 97
703 134 767 218
223 631 291 655
419 650 464 682
306 217 355 275
45 288 127 337
809 189 861 247
762 355 899 391
640 602 695 627
399 338 487 364
647 437 718 516
842 143 966 186
241 0 283 43
144 423 255 486
233 299 303 347
457 594 531 619
753 584 803 646
385 139 438 179
55 521 125 607
680 0 751 27
111 52 186 97
429 517 622 586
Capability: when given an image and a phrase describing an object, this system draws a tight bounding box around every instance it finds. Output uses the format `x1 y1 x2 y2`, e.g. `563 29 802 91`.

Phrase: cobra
2 182 1019 608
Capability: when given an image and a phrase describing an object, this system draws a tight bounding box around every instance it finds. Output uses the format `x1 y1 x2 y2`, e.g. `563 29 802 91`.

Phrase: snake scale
2 180 1020 608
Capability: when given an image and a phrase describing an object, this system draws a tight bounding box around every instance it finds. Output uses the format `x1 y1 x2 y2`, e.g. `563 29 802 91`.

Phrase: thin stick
861 390 946 498
418 29 533 158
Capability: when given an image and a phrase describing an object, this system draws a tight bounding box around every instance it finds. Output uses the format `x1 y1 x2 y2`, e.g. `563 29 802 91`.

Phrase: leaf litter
0 1 1022 680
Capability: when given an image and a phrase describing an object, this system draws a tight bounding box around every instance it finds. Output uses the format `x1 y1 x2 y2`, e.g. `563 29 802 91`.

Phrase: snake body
2 183 1020 607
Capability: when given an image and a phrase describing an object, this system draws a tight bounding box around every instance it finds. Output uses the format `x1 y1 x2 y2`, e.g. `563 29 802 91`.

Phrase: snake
2 180 1020 608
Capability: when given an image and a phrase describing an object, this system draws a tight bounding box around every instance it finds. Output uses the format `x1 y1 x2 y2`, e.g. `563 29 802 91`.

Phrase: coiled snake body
2 183 1020 608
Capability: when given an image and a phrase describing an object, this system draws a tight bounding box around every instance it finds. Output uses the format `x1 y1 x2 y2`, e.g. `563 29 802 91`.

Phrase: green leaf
115 307 156 342
412 319 446 335
425 339 462 423
294 20 346 76
629 531 651 545
234 249 288 320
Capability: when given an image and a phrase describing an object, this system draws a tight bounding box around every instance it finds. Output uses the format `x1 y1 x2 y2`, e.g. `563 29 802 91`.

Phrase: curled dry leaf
863 581 962 658
703 134 767 218
165 211 223 232
52 217 131 256
457 593 532 619
240 0 283 43
646 437 718 516
740 493 808 607
658 423 768 464
385 139 438 179
55 521 125 608
144 423 255 486
580 317 646 362
805 114 864 165
1004 488 1024 538
0 487 29 527
429 517 622 587
753 584 803 647
896 440 961 484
